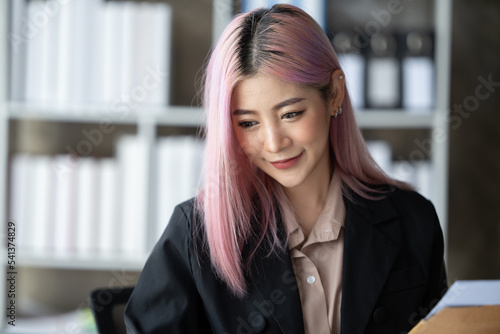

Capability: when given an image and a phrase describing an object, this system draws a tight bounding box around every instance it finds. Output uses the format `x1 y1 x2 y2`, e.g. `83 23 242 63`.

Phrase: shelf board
17 251 147 271
155 106 205 127
355 110 436 129
8 102 437 129
7 102 204 127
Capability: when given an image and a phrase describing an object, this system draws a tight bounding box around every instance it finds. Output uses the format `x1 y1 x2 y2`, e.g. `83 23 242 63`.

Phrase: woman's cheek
294 121 319 144
300 114 331 144
243 130 266 160
237 135 258 162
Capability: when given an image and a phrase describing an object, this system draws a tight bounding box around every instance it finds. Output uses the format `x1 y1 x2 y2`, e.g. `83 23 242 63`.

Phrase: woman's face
231 73 336 191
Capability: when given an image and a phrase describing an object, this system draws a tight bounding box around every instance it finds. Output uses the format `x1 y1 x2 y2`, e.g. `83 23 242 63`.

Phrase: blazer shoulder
345 185 437 225
125 197 212 333
161 197 200 239
154 197 206 263
388 187 438 220
383 187 443 241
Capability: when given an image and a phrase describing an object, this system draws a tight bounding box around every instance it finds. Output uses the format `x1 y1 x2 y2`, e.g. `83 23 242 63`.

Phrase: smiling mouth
269 152 303 170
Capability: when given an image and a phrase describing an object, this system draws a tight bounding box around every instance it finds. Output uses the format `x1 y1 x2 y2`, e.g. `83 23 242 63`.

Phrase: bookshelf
1 0 9 329
0 0 452 329
325 0 452 242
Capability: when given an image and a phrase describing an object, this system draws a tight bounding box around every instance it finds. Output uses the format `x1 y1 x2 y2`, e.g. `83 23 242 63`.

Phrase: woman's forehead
231 74 321 114
233 74 312 101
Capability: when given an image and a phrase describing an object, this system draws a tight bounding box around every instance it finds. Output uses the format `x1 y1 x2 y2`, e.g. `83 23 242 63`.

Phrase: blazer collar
248 190 402 334
249 216 305 334
341 191 402 334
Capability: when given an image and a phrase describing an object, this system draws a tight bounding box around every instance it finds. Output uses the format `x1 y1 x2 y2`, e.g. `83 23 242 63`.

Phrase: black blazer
125 187 447 334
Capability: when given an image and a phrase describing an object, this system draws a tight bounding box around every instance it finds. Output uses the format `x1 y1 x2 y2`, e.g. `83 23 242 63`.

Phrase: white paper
9 0 28 101
367 57 400 108
338 53 365 109
403 57 434 110
426 280 500 320
293 0 326 29
242 0 268 11
391 160 417 186
155 136 205 240
55 0 72 105
88 0 107 105
156 137 182 239
25 1 50 103
414 161 434 201
119 1 137 103
52 154 78 254
43 0 61 105
366 141 392 175
31 155 54 252
101 2 124 104
98 158 119 254
9 154 32 251
69 0 92 105
242 0 326 29
76 157 99 254
134 2 172 106
117 135 149 254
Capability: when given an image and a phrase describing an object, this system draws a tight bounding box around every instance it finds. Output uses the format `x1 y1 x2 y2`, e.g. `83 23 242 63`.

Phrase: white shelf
355 110 435 129
8 102 204 127
18 251 147 271
8 102 438 129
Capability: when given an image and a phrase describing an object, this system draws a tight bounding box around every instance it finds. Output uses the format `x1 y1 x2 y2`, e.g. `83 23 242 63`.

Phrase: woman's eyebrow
232 97 306 116
272 97 305 111
232 108 255 116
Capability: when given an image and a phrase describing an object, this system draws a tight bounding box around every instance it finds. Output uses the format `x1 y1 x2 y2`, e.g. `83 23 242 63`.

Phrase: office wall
447 0 500 281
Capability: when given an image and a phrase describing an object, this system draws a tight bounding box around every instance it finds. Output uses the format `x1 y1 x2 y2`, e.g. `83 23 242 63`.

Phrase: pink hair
195 4 410 297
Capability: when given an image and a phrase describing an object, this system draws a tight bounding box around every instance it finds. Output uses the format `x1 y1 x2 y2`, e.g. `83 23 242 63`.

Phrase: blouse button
306 275 316 284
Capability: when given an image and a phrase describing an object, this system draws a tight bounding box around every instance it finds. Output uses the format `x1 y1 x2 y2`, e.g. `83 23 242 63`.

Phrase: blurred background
1 0 499 332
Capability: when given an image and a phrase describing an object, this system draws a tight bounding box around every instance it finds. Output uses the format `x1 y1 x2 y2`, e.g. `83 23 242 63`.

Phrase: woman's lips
270 152 303 170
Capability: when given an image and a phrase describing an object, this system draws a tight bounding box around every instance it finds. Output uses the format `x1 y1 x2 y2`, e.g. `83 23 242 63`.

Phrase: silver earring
339 75 343 80
339 107 343 114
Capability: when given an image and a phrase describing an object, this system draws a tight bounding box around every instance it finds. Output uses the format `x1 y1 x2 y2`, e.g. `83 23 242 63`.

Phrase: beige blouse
283 171 346 334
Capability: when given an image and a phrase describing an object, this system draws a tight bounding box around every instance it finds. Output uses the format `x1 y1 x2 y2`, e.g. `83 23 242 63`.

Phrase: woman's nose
263 125 290 153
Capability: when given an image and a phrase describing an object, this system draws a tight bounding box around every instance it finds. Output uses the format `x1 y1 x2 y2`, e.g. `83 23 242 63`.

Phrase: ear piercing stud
339 74 343 80
334 107 343 118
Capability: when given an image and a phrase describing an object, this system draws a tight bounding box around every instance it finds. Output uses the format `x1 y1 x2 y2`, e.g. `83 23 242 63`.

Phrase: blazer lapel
249 226 305 334
340 193 401 334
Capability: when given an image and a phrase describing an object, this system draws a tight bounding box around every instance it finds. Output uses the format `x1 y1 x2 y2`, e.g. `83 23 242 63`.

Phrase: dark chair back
89 286 134 334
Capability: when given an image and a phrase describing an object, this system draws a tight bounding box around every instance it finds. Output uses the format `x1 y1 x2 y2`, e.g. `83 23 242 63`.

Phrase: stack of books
334 30 435 110
366 140 435 202
241 0 326 30
9 135 204 257
9 0 172 109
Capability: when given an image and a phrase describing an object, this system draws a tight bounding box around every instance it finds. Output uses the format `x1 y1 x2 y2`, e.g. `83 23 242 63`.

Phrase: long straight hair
195 4 410 297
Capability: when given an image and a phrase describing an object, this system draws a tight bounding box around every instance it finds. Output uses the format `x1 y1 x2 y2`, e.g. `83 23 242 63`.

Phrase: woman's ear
328 69 345 117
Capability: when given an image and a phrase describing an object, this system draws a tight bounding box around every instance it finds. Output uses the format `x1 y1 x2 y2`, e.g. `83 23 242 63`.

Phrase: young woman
125 4 447 334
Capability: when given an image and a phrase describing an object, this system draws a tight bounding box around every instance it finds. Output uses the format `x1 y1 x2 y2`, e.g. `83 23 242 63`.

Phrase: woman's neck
284 162 333 236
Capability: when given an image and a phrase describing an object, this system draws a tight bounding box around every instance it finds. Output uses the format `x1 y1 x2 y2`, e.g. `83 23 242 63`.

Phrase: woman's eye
237 121 257 129
282 111 304 120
